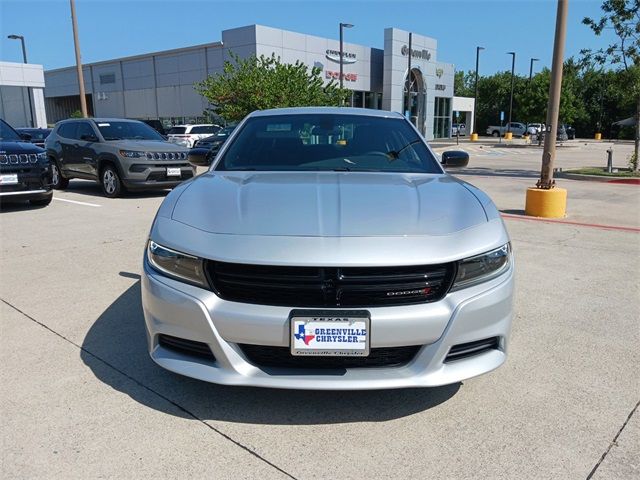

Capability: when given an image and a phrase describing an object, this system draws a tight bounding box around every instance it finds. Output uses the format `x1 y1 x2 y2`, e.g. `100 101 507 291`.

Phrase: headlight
37 152 47 162
119 150 147 158
451 244 511 290
146 240 208 287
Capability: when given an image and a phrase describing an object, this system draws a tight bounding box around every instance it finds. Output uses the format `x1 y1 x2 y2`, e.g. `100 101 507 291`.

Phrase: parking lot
1 140 638 479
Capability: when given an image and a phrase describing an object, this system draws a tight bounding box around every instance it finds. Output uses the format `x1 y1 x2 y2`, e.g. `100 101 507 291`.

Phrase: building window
99 73 116 85
433 97 452 139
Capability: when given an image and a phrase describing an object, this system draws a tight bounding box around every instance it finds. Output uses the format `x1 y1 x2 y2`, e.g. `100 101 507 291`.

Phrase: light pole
471 46 484 141
7 34 34 127
506 52 516 137
70 0 88 117
528 57 539 83
339 23 353 91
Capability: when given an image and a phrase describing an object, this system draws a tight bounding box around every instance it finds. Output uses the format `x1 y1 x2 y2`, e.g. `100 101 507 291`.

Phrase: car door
56 122 83 175
74 121 100 178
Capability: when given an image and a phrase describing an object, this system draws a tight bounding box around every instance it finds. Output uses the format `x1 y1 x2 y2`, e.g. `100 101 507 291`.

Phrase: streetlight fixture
506 52 516 138
529 58 540 83
471 46 484 141
7 34 34 127
339 23 354 90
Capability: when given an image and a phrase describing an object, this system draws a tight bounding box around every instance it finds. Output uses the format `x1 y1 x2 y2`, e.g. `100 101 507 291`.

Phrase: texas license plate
290 310 370 356
166 167 181 177
0 174 18 185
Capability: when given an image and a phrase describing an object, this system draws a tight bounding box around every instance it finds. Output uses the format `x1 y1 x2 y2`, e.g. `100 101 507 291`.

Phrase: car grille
1 154 38 165
239 344 421 370
145 152 188 161
205 262 455 308
444 337 500 362
158 334 215 361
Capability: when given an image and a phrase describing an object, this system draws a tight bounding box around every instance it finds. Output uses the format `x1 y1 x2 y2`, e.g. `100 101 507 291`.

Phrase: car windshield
0 120 22 142
215 114 441 173
96 121 163 141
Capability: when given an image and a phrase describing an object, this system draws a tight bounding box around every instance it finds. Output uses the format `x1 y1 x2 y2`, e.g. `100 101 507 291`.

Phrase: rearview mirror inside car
441 150 469 168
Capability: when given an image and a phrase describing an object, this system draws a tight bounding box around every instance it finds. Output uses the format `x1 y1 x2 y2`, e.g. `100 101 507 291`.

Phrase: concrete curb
556 172 640 184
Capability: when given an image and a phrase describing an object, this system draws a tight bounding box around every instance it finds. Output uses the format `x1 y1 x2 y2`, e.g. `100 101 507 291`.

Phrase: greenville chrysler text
142 107 514 390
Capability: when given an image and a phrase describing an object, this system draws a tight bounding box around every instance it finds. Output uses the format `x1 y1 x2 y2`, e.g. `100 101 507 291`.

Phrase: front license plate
166 167 181 177
290 310 370 357
0 174 18 185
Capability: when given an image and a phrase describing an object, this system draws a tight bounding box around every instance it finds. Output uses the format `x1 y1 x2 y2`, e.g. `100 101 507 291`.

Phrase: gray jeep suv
46 118 193 197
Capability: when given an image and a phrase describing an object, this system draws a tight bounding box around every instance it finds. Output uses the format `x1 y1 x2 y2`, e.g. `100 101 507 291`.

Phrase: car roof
248 107 404 119
57 118 142 124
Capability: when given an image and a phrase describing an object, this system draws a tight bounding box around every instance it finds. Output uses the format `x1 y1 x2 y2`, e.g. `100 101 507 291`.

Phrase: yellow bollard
594 132 602 140
504 132 513 140
470 133 479 141
525 187 567 218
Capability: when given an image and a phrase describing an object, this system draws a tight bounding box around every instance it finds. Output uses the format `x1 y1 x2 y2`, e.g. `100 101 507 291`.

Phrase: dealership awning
612 116 637 127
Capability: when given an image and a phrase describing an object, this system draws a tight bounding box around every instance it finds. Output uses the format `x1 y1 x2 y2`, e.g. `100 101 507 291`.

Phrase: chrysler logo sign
325 49 357 64
401 45 432 61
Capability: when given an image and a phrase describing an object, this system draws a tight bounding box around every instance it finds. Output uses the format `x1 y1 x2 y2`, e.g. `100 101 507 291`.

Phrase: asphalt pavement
1 139 638 479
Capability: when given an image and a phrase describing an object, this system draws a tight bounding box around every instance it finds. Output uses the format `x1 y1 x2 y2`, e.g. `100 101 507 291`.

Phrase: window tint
216 114 440 174
191 126 219 134
167 127 186 134
57 122 77 139
95 121 163 141
76 122 97 141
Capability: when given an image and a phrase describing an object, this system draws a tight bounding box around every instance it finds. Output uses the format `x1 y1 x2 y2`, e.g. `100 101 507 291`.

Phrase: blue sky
1 0 618 75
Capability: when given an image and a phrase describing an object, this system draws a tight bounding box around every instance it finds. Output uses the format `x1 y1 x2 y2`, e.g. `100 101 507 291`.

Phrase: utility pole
472 46 484 141
538 0 568 189
506 52 516 135
528 58 539 83
70 0 88 117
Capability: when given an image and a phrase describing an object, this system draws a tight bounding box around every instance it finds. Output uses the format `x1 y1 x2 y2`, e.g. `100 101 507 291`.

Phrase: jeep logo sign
401 45 432 61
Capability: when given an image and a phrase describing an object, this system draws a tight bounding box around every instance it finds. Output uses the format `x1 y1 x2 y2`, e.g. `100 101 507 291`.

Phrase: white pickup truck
486 122 527 137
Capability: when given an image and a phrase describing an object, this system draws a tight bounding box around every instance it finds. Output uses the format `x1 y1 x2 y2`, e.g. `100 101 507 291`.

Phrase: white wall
0 62 47 127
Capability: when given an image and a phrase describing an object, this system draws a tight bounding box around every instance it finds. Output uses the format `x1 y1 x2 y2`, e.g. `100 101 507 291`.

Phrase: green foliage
454 60 637 138
196 52 350 122
69 110 84 118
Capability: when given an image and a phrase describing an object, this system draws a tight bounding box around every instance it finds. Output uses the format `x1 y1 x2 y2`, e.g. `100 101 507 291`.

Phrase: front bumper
142 258 514 390
0 165 52 201
122 164 195 190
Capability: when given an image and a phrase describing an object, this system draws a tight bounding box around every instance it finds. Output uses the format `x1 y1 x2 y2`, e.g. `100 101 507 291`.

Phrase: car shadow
59 180 171 199
80 276 460 426
0 200 50 212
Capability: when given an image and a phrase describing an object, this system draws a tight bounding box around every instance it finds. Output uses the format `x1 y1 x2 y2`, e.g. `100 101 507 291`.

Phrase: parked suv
167 124 221 148
0 119 53 206
45 118 193 198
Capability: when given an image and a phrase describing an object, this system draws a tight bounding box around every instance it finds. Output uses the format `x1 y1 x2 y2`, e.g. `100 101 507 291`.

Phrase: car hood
170 172 489 237
0 141 45 154
106 139 187 151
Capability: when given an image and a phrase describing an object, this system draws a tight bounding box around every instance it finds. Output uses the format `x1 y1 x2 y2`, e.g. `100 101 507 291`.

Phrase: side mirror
187 147 211 167
20 133 32 141
441 150 469 168
81 134 98 142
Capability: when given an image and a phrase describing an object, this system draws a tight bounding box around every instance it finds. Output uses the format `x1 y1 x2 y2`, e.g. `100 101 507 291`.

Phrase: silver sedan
142 107 514 390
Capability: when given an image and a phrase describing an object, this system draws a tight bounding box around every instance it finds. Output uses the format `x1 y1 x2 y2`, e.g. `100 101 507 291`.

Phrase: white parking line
53 197 102 208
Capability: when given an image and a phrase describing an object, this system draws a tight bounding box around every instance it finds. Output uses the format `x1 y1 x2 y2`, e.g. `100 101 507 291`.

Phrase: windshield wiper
386 139 422 161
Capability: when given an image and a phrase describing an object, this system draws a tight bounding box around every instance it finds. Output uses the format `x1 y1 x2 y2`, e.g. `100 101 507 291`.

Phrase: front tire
51 162 69 190
101 164 124 198
492 131 500 138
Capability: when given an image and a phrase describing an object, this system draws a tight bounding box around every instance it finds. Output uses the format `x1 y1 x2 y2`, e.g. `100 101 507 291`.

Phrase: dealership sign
325 49 357 64
326 70 358 81
401 45 432 61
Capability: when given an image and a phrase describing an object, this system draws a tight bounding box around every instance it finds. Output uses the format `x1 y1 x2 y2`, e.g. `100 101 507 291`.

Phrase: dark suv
45 118 193 198
0 119 53 206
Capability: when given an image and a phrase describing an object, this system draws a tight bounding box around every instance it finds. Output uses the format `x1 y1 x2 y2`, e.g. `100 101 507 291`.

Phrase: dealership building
44 25 472 140
1 61 48 128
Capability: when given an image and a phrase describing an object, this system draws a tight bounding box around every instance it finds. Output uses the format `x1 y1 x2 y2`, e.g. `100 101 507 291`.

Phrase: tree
196 52 349 122
582 0 640 169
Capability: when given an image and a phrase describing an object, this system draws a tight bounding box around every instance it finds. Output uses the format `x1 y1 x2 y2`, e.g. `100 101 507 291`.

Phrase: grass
564 167 640 178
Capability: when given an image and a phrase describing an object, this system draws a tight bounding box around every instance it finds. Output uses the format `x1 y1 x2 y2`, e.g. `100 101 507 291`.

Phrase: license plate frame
166 167 181 177
0 174 18 185
290 309 370 357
